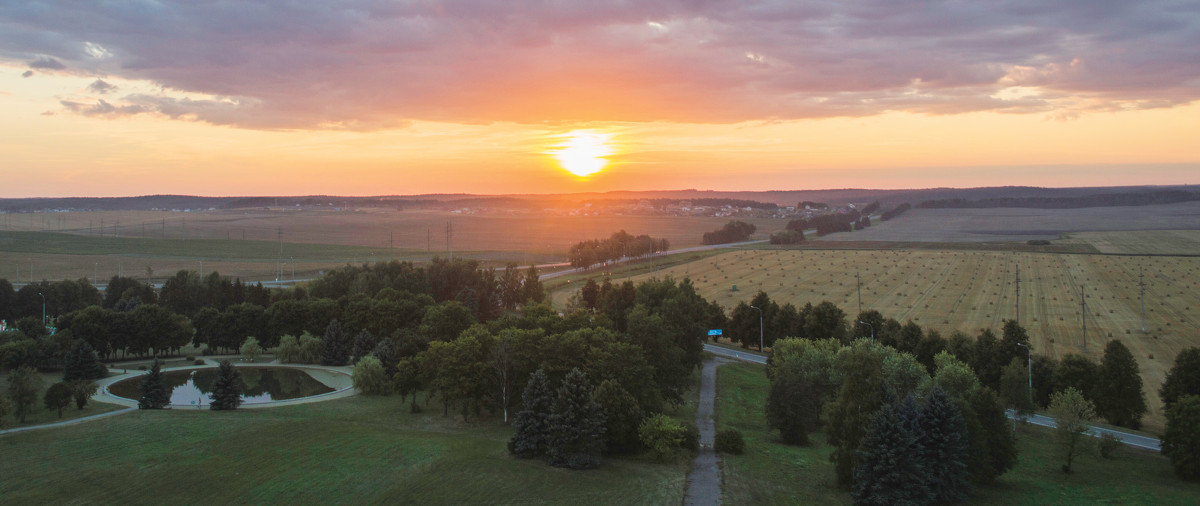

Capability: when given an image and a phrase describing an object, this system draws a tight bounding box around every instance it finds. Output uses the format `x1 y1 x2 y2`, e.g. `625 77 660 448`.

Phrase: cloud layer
3 1 1198 129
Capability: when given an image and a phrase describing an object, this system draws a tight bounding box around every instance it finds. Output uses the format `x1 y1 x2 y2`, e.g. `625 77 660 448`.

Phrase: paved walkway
684 356 731 506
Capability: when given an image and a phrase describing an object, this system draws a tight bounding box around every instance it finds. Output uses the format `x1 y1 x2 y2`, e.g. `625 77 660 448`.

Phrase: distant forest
918 190 1200 210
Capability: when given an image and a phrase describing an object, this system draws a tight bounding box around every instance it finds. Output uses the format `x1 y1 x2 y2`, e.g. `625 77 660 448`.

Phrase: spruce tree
1096 339 1146 429
320 320 349 366
63 341 107 381
920 386 972 503
508 369 553 458
853 395 931 505
209 360 243 410
1161 347 1200 410
138 359 171 409
966 387 1018 483
351 330 377 365
372 338 399 377
547 368 606 469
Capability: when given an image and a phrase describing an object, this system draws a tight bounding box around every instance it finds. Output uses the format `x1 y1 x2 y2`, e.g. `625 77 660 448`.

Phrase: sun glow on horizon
548 130 615 177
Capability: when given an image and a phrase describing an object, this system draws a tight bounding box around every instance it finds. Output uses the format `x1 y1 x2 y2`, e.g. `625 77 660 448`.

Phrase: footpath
684 356 731 506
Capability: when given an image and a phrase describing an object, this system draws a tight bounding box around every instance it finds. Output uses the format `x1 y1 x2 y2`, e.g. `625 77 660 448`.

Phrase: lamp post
38 292 46 327
858 320 874 342
749 305 764 352
1016 342 1032 406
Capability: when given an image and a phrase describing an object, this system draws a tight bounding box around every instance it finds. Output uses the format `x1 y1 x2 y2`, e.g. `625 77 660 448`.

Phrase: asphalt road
706 343 1163 451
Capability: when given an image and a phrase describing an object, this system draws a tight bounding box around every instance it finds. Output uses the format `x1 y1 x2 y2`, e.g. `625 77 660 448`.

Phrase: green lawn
0 394 690 504
715 362 1200 505
0 371 126 430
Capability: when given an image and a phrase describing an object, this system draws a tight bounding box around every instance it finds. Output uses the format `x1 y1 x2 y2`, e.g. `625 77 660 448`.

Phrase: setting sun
548 130 615 177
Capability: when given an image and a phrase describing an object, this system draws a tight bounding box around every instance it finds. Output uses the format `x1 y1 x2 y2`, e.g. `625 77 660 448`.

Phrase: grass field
0 371 126 430
715 362 1200 505
0 395 692 504
623 249 1200 430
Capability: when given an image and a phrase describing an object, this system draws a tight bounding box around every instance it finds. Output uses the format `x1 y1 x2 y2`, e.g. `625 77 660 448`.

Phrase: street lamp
858 320 874 342
38 292 46 327
1016 342 1032 406
749 305 764 352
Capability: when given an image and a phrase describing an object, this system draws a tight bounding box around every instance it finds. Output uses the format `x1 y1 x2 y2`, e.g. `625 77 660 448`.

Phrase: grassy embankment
715 362 1200 505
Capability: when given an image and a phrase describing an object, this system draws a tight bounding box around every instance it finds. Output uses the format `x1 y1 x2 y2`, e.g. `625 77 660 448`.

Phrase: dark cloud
27 57 65 70
2 1 1198 129
87 79 116 94
21 70 32 77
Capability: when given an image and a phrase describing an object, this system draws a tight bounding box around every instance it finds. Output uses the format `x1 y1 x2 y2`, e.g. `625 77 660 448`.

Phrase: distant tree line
769 229 805 245
918 190 1200 210
567 230 668 270
701 220 756 245
786 210 864 237
880 203 911 221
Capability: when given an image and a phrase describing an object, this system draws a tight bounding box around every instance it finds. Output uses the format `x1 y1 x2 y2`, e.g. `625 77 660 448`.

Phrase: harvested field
1060 230 1200 255
624 249 1200 429
0 209 778 254
819 201 1200 243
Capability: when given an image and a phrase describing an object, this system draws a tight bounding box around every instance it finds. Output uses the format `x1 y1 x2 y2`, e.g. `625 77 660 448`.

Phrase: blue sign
707 329 723 336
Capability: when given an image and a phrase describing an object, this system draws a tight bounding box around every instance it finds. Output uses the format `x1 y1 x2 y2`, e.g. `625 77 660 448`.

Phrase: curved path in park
1 360 355 437
684 355 732 506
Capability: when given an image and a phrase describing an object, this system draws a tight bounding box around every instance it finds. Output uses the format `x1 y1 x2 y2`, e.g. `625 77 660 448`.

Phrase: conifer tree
920 386 971 503
1096 339 1146 429
593 379 642 454
138 359 170 409
853 395 931 505
320 320 349 366
508 369 553 458
351 330 377 365
548 368 606 469
63 340 107 381
210 360 243 410
372 338 399 377
1162 347 1200 410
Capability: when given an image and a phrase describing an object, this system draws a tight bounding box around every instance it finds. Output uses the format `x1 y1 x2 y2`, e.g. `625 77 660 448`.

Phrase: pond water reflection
108 367 336 406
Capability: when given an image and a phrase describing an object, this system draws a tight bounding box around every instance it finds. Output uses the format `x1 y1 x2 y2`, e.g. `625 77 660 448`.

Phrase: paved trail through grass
684 356 731 506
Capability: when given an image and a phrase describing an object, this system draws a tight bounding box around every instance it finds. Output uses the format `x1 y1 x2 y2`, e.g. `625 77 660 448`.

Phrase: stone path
683 356 731 506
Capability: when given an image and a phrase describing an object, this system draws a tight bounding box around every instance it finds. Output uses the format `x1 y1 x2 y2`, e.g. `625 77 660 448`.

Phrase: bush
680 421 700 452
201 347 215 356
1099 432 1122 459
193 359 204 365
639 414 685 460
352 355 390 395
714 429 745 455
240 336 263 362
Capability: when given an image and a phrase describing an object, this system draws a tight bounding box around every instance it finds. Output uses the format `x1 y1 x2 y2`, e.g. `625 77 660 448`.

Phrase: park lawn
715 362 1200 506
0 394 690 505
0 371 126 430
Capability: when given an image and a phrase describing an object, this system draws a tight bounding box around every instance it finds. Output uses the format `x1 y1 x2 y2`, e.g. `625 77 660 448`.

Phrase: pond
108 366 336 407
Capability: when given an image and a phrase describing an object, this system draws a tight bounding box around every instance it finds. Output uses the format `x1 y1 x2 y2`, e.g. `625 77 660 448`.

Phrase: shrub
639 414 685 460
201 347 215 356
352 355 390 395
1099 432 1122 459
680 421 700 452
714 429 745 455
193 359 204 365
240 336 263 362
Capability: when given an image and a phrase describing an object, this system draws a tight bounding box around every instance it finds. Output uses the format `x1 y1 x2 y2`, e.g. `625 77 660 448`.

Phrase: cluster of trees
880 203 911 221
344 277 717 468
767 338 1016 498
860 201 881 215
1160 347 1200 480
727 292 847 349
700 220 756 245
769 229 805 245
785 210 864 237
567 230 669 270
1 256 546 374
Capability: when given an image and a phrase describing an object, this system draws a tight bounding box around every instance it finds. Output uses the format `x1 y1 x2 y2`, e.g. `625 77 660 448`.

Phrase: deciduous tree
1161 347 1200 410
1162 394 1200 481
43 382 72 418
1049 387 1095 473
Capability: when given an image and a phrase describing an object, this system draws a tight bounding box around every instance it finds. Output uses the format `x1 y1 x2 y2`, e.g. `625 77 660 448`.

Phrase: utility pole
1015 264 1020 324
1081 284 1087 348
1139 266 1147 333
856 271 862 317
389 231 394 250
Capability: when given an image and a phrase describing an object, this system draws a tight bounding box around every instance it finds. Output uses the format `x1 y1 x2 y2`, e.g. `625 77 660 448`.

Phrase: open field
622 249 1200 429
0 209 781 254
716 362 1200 505
0 370 126 430
816 201 1200 244
0 395 691 505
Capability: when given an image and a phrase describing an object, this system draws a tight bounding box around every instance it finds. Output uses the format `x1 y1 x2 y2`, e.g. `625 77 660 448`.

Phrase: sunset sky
1 1 1198 197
